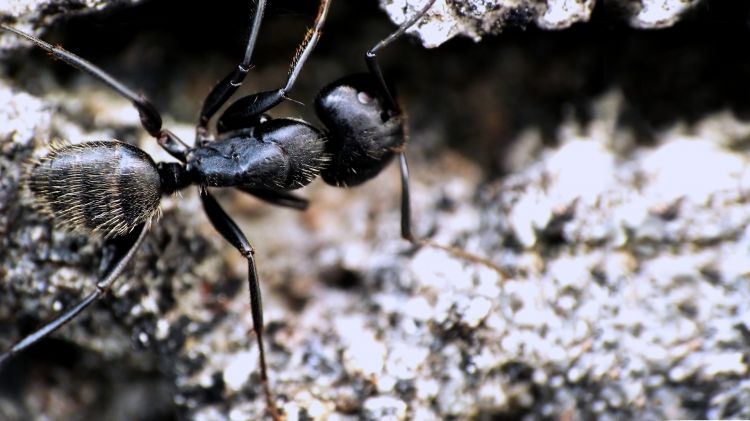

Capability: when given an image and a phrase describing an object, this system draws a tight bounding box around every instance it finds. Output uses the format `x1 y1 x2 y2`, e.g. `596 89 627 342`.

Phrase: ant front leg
197 0 268 140
365 0 436 241
315 0 436 243
367 0 436 243
0 224 148 366
215 0 332 134
199 191 281 421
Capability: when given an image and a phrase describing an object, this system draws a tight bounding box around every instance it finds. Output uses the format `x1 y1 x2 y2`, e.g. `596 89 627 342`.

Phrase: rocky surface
1 1 750 421
476 97 750 419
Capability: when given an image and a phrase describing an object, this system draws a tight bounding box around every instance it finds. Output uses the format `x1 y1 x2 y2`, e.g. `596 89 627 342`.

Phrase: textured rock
477 94 750 419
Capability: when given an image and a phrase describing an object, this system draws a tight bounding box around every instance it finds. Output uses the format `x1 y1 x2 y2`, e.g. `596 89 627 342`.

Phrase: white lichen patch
384 343 430 380
363 395 408 421
381 0 461 48
471 91 750 418
631 0 702 28
222 351 257 392
336 316 387 377
0 80 51 145
540 0 597 29
641 138 744 205
283 391 336 421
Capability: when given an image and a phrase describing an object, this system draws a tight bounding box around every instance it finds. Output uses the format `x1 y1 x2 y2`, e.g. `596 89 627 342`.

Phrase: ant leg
0 224 148 366
282 0 332 95
216 0 332 132
400 149 504 273
360 0 435 242
159 129 190 162
366 1 506 276
197 0 267 137
0 25 190 158
0 24 161 135
398 152 414 241
199 191 280 420
237 187 310 211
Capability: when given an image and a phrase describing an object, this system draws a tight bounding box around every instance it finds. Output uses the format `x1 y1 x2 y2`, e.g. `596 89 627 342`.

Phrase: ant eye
357 91 373 104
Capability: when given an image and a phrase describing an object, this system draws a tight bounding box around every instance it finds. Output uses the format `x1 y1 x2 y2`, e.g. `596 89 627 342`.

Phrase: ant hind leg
0 224 148 366
0 24 190 162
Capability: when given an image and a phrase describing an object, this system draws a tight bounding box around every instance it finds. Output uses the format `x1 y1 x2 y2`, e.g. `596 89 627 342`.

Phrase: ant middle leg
237 187 310 211
365 2 507 275
199 191 281 420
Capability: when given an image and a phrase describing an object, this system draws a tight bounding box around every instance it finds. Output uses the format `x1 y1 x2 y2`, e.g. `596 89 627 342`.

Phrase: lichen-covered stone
382 0 704 47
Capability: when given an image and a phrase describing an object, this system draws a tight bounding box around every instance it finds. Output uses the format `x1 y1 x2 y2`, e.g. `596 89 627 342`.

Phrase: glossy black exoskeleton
189 119 327 190
317 73 407 187
0 0 437 419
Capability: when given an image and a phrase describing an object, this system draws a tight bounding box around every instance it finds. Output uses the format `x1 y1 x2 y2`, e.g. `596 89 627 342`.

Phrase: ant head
315 73 403 140
315 73 405 188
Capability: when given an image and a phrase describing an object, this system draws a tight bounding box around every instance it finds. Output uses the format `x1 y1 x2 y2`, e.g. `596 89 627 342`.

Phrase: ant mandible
0 0 437 418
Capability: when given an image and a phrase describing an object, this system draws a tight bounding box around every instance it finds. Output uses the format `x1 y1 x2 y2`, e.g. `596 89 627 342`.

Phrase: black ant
0 0 440 418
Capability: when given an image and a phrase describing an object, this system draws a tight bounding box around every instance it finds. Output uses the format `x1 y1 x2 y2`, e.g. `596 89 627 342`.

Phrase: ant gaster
1 0 437 418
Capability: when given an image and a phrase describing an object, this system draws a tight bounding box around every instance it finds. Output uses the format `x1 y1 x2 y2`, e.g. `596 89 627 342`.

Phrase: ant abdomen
315 73 405 187
26 141 162 238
